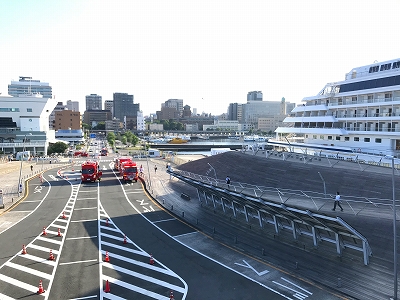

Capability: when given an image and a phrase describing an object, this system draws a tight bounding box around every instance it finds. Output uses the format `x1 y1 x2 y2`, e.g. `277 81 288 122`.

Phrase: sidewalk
0 159 68 214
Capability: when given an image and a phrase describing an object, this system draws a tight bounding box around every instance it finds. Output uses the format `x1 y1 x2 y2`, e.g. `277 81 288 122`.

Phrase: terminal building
0 91 57 156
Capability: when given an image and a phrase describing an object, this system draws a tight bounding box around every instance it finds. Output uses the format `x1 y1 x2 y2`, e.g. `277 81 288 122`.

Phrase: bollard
182 211 184 218
171 205 173 211
196 219 198 225
337 277 341 288
162 199 165 204
234 236 237 244
261 248 265 256
213 227 215 233
295 262 298 269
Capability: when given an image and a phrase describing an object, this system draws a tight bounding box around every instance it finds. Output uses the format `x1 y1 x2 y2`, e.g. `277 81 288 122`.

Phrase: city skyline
0 0 398 116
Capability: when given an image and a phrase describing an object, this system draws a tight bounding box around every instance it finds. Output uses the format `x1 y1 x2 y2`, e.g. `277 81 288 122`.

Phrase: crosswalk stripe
0 273 38 294
36 236 62 245
5 261 52 280
28 243 60 254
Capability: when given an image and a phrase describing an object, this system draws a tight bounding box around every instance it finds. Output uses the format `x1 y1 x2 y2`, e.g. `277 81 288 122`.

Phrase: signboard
90 133 96 138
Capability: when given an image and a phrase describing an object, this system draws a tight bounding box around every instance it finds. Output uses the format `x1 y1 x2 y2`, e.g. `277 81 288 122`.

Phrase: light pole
318 172 326 199
18 133 31 195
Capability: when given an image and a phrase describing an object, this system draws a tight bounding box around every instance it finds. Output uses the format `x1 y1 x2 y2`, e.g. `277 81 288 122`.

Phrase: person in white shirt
332 191 343 211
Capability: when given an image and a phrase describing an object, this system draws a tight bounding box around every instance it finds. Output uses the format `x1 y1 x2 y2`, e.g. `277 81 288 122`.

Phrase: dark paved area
163 151 400 300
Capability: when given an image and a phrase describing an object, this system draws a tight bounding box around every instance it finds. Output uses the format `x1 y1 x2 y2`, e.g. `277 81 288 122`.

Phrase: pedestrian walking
332 191 343 211
139 165 144 177
225 176 231 186
30 165 33 172
154 165 157 173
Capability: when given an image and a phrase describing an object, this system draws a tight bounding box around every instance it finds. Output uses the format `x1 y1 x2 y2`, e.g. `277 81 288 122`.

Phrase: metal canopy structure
168 169 373 265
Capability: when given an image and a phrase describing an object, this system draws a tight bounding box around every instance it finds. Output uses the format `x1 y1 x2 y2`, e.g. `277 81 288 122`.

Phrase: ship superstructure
269 58 400 157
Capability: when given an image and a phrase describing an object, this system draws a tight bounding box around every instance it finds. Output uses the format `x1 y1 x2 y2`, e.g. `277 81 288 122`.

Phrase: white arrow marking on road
34 186 43 193
136 199 148 206
49 175 59 181
234 259 269 276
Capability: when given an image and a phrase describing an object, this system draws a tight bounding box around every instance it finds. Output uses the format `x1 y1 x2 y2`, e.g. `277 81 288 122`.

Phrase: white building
66 100 80 112
203 120 239 131
8 76 52 99
137 111 145 131
0 93 57 155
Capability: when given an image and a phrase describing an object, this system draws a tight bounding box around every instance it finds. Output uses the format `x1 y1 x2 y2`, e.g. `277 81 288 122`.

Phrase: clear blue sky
0 0 399 116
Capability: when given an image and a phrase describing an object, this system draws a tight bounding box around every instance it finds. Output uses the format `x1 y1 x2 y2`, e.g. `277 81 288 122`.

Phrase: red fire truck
121 161 138 183
81 161 102 183
114 156 132 173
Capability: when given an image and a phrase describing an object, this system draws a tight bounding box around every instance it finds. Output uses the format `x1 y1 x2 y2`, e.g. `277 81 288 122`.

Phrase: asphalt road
0 157 343 300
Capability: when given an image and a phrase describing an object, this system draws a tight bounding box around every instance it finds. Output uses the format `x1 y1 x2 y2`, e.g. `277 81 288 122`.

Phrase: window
320 135 324 139
375 138 382 143
336 136 341 141
327 136 332 140
27 108 32 112
354 137 360 141
345 137 350 141
364 138 370 142
313 135 317 139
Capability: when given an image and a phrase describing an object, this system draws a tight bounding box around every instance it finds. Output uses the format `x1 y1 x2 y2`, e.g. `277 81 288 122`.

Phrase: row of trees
107 131 139 147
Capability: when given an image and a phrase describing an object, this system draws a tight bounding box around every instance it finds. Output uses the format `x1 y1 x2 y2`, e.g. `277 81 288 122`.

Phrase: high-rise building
49 102 67 129
163 99 183 115
104 100 113 112
86 94 102 110
8 76 52 98
227 103 242 120
66 100 80 112
113 93 139 121
247 91 263 102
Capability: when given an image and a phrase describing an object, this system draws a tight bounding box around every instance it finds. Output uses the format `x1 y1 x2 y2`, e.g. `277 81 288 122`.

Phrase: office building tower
66 100 80 112
113 93 139 121
8 76 52 98
86 94 102 110
247 91 263 102
104 100 113 115
164 99 183 115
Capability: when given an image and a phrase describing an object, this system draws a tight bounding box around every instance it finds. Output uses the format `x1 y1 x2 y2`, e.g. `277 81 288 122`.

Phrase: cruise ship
269 58 400 159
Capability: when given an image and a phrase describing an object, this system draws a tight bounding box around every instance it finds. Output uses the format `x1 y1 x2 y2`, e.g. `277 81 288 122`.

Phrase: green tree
121 135 127 145
47 142 69 155
93 122 105 130
82 123 91 130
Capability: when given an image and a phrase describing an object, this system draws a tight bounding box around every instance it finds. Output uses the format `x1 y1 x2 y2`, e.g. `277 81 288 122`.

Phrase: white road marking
173 231 198 238
28 243 60 254
20 253 57 266
66 236 97 240
74 207 97 210
0 274 38 294
70 219 97 223
101 241 144 256
234 259 269 276
0 292 16 300
5 261 52 280
69 295 98 300
23 200 42 203
59 259 97 266
36 236 62 245
152 218 176 223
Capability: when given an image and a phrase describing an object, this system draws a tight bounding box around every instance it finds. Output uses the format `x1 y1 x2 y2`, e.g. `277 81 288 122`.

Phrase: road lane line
152 218 176 223
36 236 62 245
101 241 144 256
59 259 97 266
70 219 97 223
100 251 173 276
5 261 52 280
28 242 60 254
102 274 169 300
76 198 97 201
173 231 198 238
74 207 97 210
22 200 42 203
20 253 57 266
66 236 97 240
0 273 38 294
69 295 98 300
103 263 185 293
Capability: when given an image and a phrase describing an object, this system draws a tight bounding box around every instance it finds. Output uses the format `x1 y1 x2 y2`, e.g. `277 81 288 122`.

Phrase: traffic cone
62 211 67 219
37 280 45 294
21 244 27 255
149 254 154 265
123 235 127 244
104 279 111 293
48 249 55 261
104 251 110 262
42 227 47 236
57 228 62 237
170 290 174 299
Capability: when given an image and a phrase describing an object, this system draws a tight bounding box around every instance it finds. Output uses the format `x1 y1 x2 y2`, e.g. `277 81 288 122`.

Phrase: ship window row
314 135 381 143
368 62 400 73
339 75 400 93
0 108 20 112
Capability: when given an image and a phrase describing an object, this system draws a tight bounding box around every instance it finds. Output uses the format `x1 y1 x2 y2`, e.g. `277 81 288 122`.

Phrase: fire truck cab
121 161 138 183
81 161 102 183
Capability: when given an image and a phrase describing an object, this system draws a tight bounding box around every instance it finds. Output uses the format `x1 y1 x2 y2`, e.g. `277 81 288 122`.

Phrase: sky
0 0 399 117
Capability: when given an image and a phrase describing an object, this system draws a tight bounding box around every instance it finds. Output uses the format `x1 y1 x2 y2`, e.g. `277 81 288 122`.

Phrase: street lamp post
18 134 31 195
